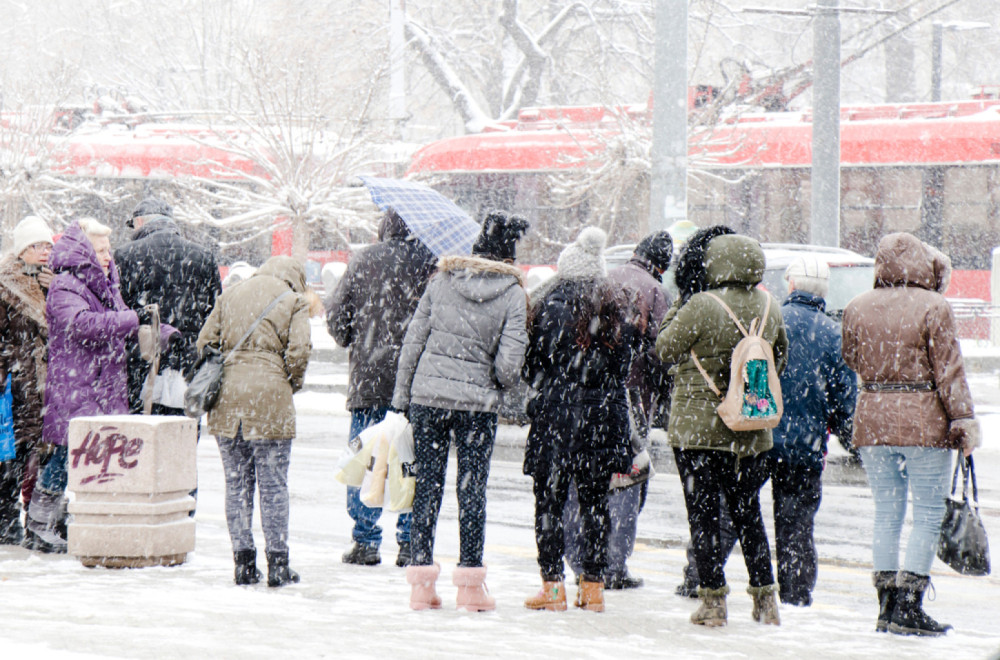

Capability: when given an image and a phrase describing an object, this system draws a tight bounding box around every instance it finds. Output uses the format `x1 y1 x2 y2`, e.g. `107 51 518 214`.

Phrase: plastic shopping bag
387 422 415 512
0 374 14 462
351 412 410 507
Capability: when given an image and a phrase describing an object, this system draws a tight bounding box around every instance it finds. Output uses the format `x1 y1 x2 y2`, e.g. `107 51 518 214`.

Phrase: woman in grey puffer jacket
393 212 528 612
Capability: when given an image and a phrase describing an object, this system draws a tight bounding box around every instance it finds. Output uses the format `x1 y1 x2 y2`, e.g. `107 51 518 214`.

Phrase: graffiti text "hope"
71 426 144 485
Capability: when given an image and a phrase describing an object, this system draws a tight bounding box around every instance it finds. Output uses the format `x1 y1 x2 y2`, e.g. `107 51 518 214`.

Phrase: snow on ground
0 333 998 659
1 404 999 659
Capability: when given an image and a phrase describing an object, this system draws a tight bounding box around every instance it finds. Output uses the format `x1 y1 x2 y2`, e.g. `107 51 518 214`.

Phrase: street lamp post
931 21 990 102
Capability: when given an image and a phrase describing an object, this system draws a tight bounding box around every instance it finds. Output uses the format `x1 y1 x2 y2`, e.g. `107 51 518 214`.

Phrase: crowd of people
0 198 983 638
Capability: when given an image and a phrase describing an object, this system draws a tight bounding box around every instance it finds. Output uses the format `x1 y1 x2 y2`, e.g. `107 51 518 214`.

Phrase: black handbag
183 291 293 418
937 454 991 576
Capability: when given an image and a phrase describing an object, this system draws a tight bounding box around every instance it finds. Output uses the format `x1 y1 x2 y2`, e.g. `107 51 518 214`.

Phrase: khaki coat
197 257 312 440
841 233 973 449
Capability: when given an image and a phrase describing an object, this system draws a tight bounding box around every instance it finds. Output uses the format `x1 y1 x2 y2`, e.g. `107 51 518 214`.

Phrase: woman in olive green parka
656 232 787 627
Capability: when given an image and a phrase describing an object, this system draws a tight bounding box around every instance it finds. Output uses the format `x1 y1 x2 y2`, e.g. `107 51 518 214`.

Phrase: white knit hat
557 227 607 280
11 215 55 257
784 255 830 298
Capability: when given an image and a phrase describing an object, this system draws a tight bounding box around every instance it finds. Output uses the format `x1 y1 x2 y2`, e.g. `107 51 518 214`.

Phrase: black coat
326 215 437 410
114 216 222 410
523 278 637 478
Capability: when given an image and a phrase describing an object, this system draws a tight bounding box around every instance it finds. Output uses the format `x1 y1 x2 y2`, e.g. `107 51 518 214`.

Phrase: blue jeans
860 445 952 575
38 445 68 494
346 407 411 547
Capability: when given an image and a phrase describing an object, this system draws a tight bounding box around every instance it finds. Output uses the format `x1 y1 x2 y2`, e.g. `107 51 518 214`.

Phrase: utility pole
811 0 841 247
389 0 407 139
649 0 687 234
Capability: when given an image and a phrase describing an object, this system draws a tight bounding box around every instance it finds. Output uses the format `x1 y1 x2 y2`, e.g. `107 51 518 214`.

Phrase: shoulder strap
224 290 294 363
691 348 722 397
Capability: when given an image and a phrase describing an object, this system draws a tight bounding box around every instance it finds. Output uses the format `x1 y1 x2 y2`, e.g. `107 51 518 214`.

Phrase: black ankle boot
234 549 262 586
266 551 300 588
888 571 952 636
872 571 897 633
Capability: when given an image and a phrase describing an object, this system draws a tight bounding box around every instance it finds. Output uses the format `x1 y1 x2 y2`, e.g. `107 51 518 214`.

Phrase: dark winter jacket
115 216 221 408
656 235 788 458
608 256 673 411
43 223 177 446
0 255 48 448
392 255 528 414
842 233 973 449
523 278 636 477
197 257 312 441
326 215 437 410
768 290 857 470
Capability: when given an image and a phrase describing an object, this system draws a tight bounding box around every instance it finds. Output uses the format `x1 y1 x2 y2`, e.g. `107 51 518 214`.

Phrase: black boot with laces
888 571 952 636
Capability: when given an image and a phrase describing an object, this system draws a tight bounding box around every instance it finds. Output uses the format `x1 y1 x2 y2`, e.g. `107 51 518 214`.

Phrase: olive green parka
655 235 788 458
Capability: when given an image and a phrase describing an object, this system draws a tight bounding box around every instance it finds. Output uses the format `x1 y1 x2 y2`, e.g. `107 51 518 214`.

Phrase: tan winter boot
453 565 496 612
748 584 781 625
574 577 605 613
524 580 568 611
406 563 443 611
690 585 729 627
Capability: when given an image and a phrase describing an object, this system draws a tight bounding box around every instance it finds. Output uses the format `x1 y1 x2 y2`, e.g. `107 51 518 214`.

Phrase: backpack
690 292 783 431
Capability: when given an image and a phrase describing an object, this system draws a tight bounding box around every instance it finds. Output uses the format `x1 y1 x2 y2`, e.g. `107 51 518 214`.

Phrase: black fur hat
634 230 674 272
674 225 735 302
472 212 530 262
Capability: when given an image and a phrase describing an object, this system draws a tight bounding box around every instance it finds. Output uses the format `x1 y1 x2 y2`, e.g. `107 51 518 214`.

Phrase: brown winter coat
841 233 974 449
0 255 48 447
197 256 312 440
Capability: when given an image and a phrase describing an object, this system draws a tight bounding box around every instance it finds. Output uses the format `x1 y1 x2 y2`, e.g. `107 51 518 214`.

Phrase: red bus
406 99 1000 293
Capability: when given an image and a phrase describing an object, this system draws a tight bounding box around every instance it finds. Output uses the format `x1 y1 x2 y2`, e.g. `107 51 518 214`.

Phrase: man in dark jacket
326 210 437 568
115 197 222 415
563 231 673 590
767 255 857 607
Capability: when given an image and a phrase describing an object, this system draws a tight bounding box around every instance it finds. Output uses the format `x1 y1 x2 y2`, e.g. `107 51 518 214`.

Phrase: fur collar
437 255 525 288
0 255 48 334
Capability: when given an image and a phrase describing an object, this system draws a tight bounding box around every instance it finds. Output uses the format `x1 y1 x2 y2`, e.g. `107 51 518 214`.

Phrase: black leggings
674 448 775 590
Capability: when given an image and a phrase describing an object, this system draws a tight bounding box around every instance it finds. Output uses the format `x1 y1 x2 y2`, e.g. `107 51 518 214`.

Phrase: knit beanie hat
472 212 530 262
557 227 607 280
11 215 55 257
634 230 674 272
784 255 830 298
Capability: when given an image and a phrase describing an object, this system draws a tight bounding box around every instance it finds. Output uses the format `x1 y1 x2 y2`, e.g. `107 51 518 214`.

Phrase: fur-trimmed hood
436 255 525 302
0 254 48 335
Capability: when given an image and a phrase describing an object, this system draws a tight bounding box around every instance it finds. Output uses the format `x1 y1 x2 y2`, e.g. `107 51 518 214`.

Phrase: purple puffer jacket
42 223 176 445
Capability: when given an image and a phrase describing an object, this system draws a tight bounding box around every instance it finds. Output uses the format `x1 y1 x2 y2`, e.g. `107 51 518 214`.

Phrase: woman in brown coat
0 216 54 545
842 232 980 637
197 256 312 587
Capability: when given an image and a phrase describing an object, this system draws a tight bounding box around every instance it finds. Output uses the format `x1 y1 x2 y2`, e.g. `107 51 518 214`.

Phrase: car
605 241 875 319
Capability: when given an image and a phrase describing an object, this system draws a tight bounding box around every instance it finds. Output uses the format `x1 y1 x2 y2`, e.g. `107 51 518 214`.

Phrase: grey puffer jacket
392 255 528 414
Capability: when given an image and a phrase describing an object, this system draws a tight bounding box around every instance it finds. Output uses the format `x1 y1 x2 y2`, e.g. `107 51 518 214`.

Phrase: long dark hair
674 225 735 302
573 279 627 350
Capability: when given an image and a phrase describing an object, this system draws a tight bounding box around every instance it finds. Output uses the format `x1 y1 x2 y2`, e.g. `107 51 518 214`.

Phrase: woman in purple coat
23 219 176 553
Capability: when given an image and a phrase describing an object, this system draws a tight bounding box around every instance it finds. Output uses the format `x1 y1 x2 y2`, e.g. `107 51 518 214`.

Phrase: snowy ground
1 332 999 659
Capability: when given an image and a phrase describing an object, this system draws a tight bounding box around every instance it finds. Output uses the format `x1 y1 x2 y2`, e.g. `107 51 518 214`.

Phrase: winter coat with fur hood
326 213 437 410
197 256 312 441
0 254 48 447
841 232 973 449
392 255 528 414
656 234 788 458
43 223 177 446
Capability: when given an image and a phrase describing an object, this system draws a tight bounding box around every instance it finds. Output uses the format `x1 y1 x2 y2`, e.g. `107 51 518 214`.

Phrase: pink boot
406 563 443 610
453 566 496 612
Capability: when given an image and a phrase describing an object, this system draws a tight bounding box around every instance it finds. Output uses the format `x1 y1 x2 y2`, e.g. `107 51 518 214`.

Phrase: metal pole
931 22 943 102
810 0 841 247
389 0 407 137
649 0 687 233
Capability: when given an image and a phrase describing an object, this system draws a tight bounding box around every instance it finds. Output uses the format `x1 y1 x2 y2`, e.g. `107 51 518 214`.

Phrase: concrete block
67 415 197 566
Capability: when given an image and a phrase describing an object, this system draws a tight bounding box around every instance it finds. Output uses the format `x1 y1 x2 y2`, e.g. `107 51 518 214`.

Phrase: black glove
135 306 153 325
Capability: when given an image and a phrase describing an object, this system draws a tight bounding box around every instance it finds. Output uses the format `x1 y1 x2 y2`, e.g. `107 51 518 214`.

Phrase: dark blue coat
769 290 857 470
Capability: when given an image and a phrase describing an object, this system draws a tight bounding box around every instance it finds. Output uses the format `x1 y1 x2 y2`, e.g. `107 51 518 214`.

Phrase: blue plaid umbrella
359 176 480 256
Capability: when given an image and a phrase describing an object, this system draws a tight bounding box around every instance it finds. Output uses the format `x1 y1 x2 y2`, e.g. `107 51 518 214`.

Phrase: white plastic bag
356 412 411 507
387 422 415 512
